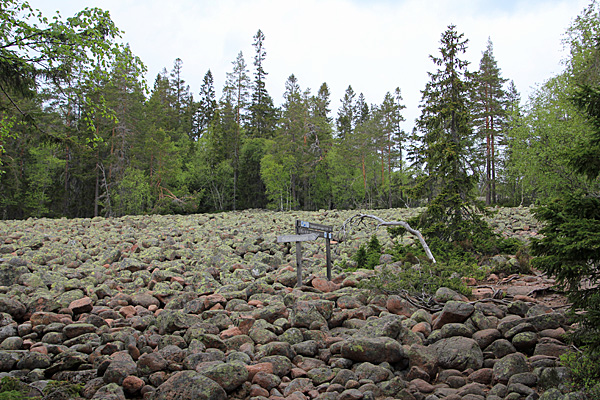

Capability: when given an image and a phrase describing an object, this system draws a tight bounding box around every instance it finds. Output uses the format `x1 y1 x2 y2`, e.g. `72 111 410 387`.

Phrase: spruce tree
531 83 600 353
195 70 217 140
248 29 277 138
410 24 489 243
336 85 356 140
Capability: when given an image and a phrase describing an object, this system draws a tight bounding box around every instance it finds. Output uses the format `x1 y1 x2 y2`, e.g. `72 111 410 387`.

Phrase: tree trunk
491 115 496 204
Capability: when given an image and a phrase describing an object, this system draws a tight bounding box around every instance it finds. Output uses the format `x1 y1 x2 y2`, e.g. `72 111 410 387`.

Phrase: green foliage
23 144 65 217
112 167 151 216
260 147 295 211
471 38 508 206
379 215 526 297
0 377 37 400
0 378 83 400
0 115 16 176
42 380 83 399
389 211 518 266
506 74 592 202
531 191 600 349
409 24 495 248
350 234 382 270
560 350 600 397
359 261 473 298
530 81 600 353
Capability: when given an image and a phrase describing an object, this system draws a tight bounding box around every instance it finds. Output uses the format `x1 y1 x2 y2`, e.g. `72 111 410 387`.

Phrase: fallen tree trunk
340 213 437 264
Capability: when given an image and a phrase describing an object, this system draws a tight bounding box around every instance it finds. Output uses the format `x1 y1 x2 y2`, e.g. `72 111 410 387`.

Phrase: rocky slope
0 207 576 400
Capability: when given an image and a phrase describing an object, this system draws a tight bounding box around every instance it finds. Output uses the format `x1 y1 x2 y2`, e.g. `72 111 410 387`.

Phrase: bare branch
340 213 437 264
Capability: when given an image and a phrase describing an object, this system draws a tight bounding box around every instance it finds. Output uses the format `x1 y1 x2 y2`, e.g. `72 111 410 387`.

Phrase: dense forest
1 1 599 219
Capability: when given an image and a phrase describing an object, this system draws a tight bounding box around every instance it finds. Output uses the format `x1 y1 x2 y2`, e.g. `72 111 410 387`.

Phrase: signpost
277 220 334 287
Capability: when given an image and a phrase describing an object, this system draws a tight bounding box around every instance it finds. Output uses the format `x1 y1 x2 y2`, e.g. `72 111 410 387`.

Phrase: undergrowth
0 377 33 400
559 349 600 398
353 215 528 298
350 234 382 270
0 377 83 400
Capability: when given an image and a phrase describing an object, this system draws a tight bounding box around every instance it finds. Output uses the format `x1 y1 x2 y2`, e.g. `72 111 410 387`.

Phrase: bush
358 261 473 297
560 350 600 397
351 234 382 270
0 377 34 400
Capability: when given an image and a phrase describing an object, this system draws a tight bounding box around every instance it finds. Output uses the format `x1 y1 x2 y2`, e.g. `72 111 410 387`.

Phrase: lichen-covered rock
156 310 203 335
0 208 570 400
493 353 530 384
15 351 51 369
355 361 392 383
199 361 249 392
136 352 168 376
154 370 227 400
354 313 404 339
290 301 328 329
432 337 483 371
0 296 26 321
341 336 405 364
433 287 468 303
307 366 335 385
103 351 137 385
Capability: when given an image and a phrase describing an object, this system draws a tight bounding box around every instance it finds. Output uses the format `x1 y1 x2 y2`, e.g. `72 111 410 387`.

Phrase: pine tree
472 38 508 205
410 24 487 243
223 51 250 210
380 88 406 207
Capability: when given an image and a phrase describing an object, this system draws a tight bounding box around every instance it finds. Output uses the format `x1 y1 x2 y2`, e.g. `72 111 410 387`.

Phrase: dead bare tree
340 213 437 264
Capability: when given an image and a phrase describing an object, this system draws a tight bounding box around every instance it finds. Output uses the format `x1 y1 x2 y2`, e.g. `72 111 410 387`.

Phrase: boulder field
0 208 576 400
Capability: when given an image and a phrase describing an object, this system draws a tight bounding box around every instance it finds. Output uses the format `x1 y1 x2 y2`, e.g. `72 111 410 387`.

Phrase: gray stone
154 370 227 400
103 351 136 385
432 336 483 371
485 339 517 359
354 362 391 383
432 301 474 330
341 336 405 364
16 352 51 370
493 353 530 384
538 388 564 400
198 361 248 392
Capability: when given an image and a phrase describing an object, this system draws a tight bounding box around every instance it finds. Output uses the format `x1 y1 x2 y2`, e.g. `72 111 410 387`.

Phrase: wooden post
295 241 303 287
277 220 335 287
295 222 302 287
325 234 332 281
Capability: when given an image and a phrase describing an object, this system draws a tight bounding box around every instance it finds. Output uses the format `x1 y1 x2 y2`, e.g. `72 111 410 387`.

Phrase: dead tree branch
340 213 437 264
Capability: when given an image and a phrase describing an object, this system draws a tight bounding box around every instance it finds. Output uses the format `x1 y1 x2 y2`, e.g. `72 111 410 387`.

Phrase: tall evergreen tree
223 51 250 210
336 85 356 140
502 80 525 205
410 24 486 243
380 88 406 207
530 83 600 357
169 58 194 139
472 38 508 205
196 69 216 140
248 29 277 138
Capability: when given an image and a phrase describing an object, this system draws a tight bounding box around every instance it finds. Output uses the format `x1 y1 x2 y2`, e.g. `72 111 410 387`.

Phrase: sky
28 0 591 131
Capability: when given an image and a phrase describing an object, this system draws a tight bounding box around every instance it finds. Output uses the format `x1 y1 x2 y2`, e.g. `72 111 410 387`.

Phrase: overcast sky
29 0 590 131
